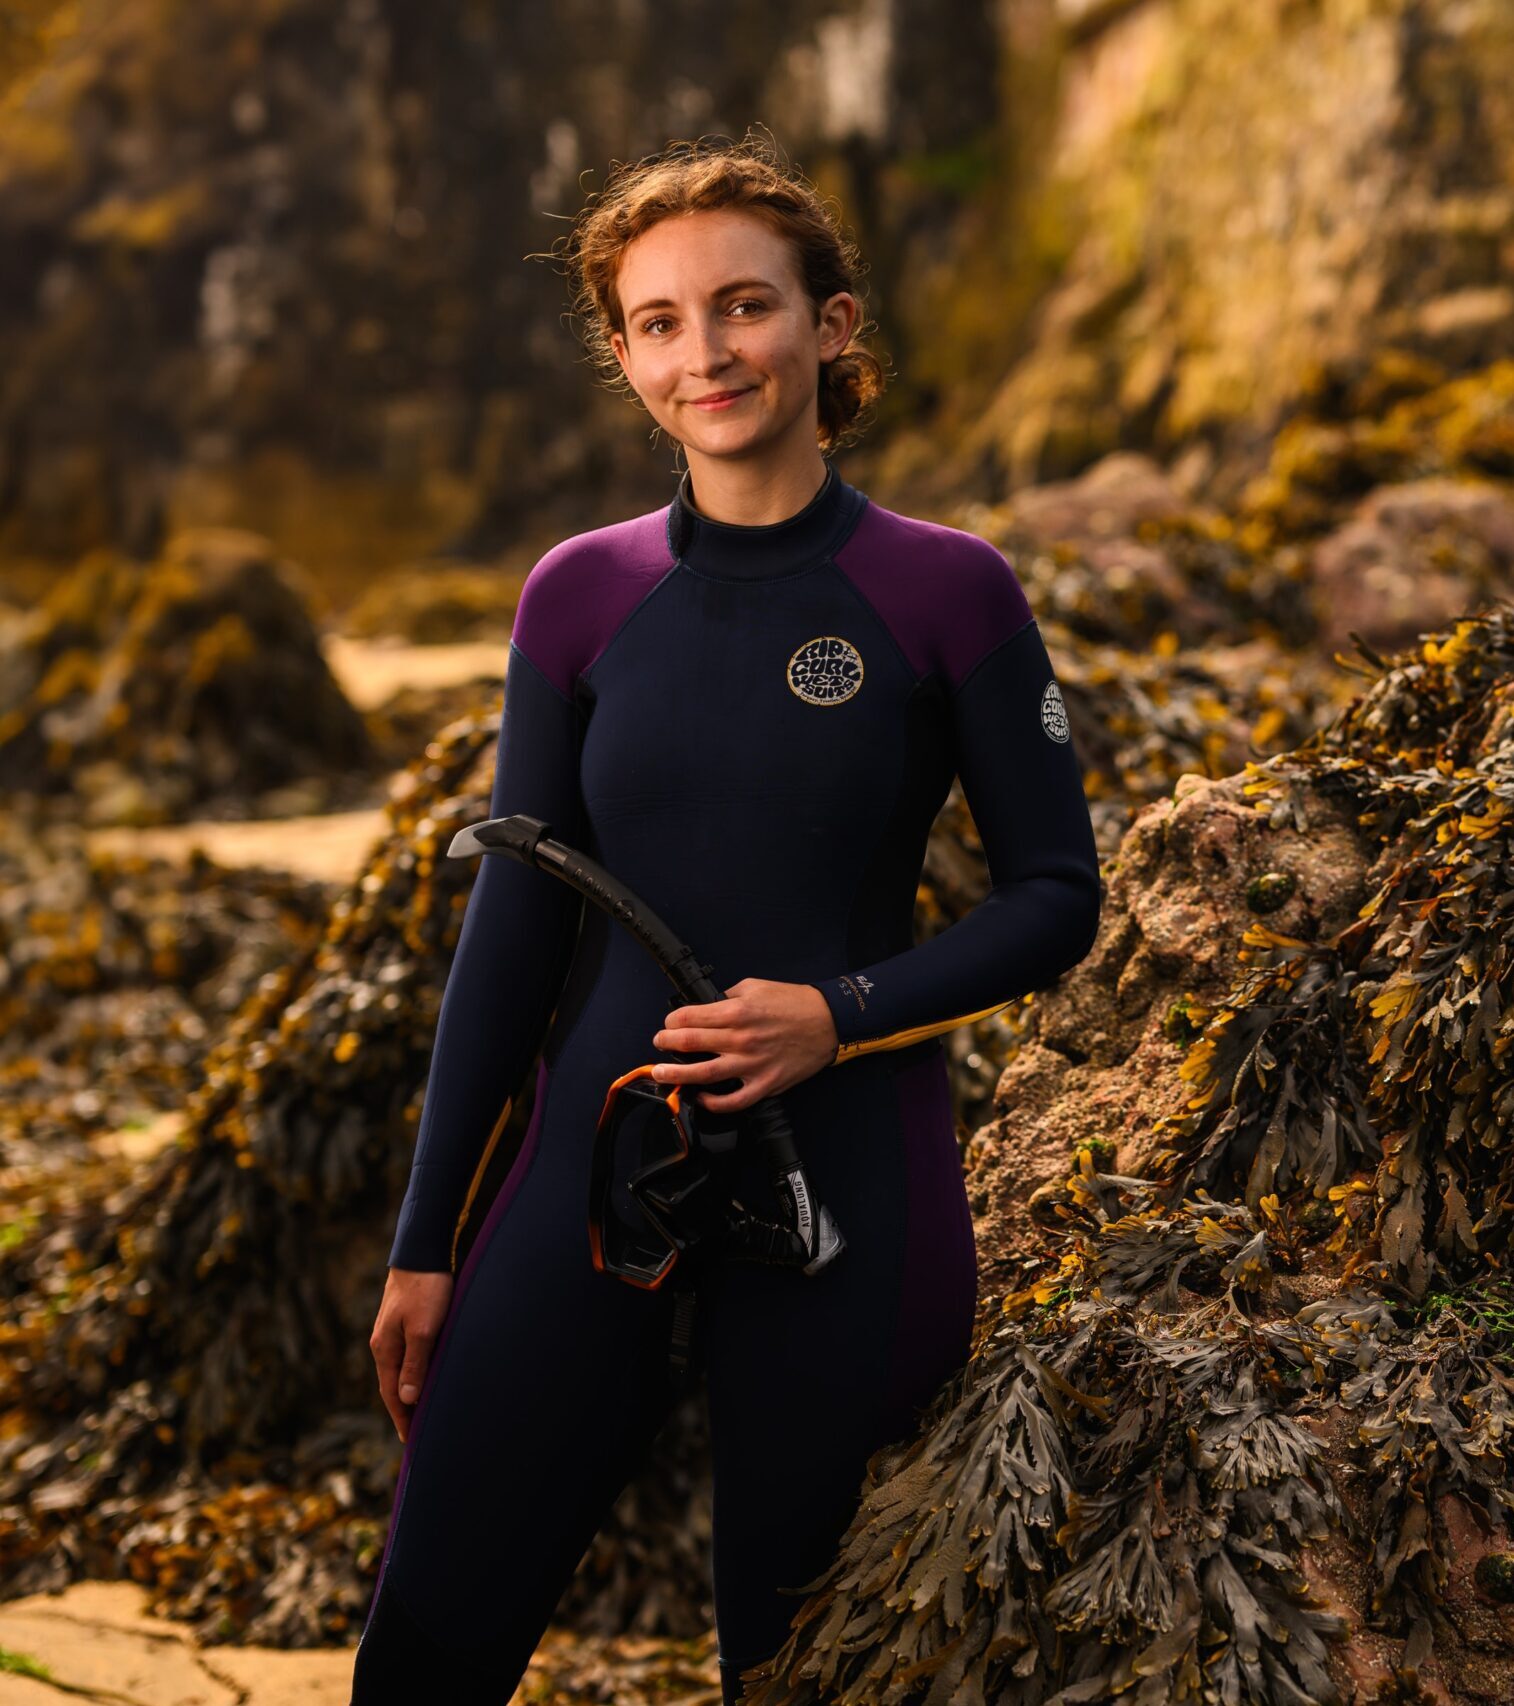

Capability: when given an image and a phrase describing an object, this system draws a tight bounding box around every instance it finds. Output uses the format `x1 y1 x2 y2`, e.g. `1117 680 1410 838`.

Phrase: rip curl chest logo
1040 679 1070 742
787 635 864 705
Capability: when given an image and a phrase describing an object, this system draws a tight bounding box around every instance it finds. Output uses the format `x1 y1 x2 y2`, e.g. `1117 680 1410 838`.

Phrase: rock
965 764 1368 1284
1311 477 1514 658
0 528 379 823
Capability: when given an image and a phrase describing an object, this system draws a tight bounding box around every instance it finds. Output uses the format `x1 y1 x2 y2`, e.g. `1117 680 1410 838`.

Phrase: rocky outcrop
742 604 1514 1705
0 527 378 823
1311 476 1514 658
963 763 1369 1293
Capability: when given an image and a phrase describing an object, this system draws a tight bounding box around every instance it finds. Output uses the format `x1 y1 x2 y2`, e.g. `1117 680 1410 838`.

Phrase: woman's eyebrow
628 277 779 318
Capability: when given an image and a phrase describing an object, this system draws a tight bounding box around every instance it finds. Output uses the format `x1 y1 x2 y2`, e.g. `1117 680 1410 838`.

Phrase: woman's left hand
651 977 839 1112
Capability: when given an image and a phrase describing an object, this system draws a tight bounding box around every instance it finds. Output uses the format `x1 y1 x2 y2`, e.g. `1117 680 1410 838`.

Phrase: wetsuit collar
666 457 867 579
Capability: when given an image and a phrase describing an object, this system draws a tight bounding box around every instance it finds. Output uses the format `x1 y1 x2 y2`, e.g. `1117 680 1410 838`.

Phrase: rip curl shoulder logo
1040 679 1070 742
787 635 863 706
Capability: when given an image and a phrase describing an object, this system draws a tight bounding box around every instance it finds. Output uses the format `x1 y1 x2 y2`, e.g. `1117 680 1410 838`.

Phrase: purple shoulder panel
510 506 675 698
831 501 1034 693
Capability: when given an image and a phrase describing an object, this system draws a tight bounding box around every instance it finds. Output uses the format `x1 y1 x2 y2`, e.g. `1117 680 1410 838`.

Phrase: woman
350 132 1101 1705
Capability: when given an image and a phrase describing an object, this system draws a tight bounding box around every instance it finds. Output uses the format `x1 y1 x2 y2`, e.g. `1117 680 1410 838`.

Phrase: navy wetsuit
349 459 1101 1703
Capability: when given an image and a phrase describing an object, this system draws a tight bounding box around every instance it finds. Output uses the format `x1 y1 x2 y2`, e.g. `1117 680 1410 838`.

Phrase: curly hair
540 127 888 455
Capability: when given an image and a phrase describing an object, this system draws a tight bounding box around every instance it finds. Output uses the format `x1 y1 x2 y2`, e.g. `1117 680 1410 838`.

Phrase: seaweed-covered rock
0 527 378 824
740 604 1514 1706
0 814 335 1166
974 451 1319 654
962 763 1369 1292
0 690 720 1646
1237 360 1514 548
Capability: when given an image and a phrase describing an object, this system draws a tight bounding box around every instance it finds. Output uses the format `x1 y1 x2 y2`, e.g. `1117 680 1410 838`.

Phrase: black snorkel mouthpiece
445 813 846 1380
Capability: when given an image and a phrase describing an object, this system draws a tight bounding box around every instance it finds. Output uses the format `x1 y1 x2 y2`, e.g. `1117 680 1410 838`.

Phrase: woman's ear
819 292 857 362
609 329 636 391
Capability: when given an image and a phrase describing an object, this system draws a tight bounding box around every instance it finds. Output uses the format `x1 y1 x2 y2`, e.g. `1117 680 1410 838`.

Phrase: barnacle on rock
1245 870 1296 913
1473 1553 1514 1605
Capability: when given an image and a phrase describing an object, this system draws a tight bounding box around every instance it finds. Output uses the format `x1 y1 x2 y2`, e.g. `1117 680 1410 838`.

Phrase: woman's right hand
370 1268 454 1443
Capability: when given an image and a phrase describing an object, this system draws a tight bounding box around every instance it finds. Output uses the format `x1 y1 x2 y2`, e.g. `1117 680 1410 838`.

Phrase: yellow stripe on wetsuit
832 996 1019 1062
448 1091 516 1273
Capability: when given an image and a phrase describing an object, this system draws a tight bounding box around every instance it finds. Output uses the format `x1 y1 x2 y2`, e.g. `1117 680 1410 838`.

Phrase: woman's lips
691 388 753 410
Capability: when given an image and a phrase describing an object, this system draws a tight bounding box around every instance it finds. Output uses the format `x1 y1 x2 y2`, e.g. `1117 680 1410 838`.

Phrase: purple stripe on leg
884 1049 978 1434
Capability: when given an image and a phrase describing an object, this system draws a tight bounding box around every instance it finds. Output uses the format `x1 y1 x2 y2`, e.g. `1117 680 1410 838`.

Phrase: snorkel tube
446 813 846 1329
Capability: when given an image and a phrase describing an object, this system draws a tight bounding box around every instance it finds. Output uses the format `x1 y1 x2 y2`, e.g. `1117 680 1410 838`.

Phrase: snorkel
446 812 846 1384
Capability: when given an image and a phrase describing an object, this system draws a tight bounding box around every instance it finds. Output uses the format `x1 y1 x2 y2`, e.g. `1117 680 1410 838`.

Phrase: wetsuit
348 459 1101 1704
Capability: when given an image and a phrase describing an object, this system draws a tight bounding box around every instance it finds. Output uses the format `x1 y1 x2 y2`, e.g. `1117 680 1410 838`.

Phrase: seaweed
743 1310 1348 1706
742 604 1514 1703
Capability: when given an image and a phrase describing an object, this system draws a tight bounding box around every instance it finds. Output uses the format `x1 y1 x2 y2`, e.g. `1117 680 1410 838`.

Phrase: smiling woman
349 131 1101 1706
605 214 856 519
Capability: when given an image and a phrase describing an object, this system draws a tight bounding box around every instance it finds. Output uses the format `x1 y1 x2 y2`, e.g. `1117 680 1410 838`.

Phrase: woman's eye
640 300 765 338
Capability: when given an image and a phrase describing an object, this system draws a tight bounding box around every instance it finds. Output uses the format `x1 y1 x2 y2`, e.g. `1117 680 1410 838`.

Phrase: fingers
651 1054 735 1083
653 1024 736 1052
650 1055 760 1108
696 1076 772 1112
397 1323 435 1410
663 996 740 1030
384 1393 409 1445
370 1323 410 1443
371 1285 448 1445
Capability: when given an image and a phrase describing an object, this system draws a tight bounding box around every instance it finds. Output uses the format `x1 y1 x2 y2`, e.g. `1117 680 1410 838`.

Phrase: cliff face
921 0 1514 508
5 0 1508 587
0 0 1003 577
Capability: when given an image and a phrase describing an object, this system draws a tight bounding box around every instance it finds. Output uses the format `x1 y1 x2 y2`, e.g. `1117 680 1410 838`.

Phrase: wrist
804 976 857 1057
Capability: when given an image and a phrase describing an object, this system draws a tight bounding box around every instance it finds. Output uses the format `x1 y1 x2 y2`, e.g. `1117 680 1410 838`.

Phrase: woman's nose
686 322 735 371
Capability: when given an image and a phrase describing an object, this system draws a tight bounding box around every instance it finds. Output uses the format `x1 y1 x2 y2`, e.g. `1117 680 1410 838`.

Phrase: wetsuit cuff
806 974 872 1054
387 1181 454 1273
388 1238 453 1274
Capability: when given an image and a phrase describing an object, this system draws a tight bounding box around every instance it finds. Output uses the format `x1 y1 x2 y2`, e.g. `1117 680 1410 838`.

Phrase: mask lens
599 1087 687 1281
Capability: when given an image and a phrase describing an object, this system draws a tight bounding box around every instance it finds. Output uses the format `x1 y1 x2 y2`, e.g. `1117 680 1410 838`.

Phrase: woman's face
609 208 856 460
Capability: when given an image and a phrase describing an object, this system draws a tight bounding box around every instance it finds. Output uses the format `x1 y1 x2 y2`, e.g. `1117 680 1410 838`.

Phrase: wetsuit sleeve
807 605 1100 1064
387 619 586 1273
